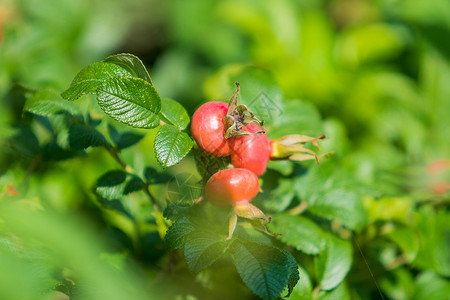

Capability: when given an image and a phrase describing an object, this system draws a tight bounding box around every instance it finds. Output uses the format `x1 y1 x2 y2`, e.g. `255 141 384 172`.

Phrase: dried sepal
223 82 265 138
226 211 238 240
271 134 332 163
246 219 280 237
234 202 270 223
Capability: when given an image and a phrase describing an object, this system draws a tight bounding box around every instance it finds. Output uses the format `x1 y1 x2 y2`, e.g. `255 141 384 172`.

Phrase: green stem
105 145 161 212
104 145 168 244
144 185 163 212
105 145 127 169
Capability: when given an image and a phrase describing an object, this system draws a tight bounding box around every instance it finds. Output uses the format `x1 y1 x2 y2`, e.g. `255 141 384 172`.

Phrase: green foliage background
0 0 449 299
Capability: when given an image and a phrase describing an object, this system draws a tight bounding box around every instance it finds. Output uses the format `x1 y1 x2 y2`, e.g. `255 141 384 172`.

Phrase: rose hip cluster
191 104 270 177
191 83 327 238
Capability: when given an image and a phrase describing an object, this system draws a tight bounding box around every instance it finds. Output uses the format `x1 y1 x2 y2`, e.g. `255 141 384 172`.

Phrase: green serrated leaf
234 226 274 247
184 230 230 273
41 141 83 162
163 202 196 221
316 281 350 300
261 179 295 213
231 241 290 300
282 250 300 297
104 53 153 84
308 189 366 231
61 62 132 101
95 170 145 200
96 77 161 128
116 132 145 150
123 177 146 195
107 124 120 143
108 125 144 150
160 98 190 130
97 198 134 220
269 214 325 255
24 89 80 117
96 170 127 199
154 125 193 167
295 165 367 231
289 266 313 300
144 167 172 185
165 218 195 251
68 124 109 150
315 233 353 291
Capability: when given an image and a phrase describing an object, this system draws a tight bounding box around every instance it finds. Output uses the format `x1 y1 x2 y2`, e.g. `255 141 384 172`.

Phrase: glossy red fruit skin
229 124 271 176
206 168 260 208
191 101 232 157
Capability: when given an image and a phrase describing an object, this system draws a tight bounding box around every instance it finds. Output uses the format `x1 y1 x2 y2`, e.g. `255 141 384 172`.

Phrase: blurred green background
0 0 449 299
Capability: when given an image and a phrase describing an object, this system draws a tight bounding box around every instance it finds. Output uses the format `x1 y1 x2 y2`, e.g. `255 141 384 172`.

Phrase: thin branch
105 145 127 169
104 145 161 212
144 185 163 212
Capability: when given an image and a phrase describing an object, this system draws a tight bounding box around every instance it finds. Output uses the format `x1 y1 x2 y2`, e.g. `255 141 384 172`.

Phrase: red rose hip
230 124 271 176
191 101 232 157
206 168 259 208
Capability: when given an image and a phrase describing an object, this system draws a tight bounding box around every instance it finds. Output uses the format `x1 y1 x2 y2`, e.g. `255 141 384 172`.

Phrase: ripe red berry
191 101 232 157
205 168 260 208
230 124 271 176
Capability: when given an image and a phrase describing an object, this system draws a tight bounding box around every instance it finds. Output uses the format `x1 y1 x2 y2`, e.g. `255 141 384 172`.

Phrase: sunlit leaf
231 241 290 300
61 62 132 101
184 230 230 273
269 214 326 255
165 218 195 251
104 53 153 84
24 89 80 117
154 125 193 167
97 77 161 129
261 179 295 213
307 189 366 231
316 281 351 300
160 98 190 130
315 233 353 291
95 170 145 200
